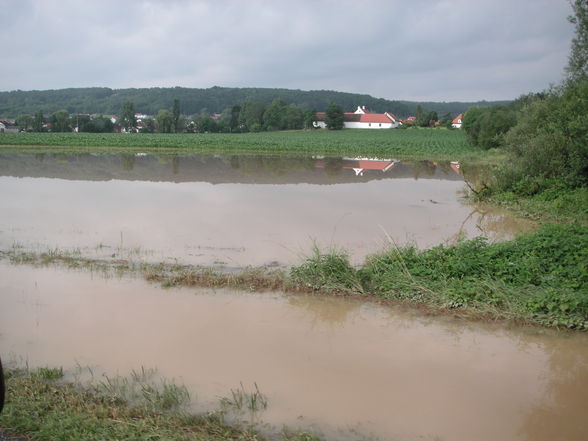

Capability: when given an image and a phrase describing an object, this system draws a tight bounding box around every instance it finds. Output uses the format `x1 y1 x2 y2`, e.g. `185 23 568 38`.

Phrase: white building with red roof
314 105 402 129
452 114 463 129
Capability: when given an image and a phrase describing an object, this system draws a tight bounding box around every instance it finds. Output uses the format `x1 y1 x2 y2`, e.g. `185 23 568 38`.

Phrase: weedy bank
291 223 588 330
0 366 321 441
3 223 587 330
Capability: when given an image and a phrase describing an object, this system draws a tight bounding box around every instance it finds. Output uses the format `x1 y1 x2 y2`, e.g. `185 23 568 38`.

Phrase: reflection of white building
314 157 399 176
314 106 402 129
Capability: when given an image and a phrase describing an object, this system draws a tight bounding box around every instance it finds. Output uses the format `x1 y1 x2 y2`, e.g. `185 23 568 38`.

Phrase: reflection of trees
120 154 135 171
412 161 436 179
436 161 452 174
225 156 317 176
324 158 343 177
518 336 588 441
171 155 180 175
461 163 493 193
448 204 536 244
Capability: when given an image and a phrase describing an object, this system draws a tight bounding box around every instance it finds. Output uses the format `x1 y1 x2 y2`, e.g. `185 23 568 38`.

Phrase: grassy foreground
0 367 319 441
0 129 491 160
3 223 587 330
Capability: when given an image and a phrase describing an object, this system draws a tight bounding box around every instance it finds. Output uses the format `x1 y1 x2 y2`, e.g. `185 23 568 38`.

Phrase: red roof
359 114 394 124
315 111 396 124
452 114 463 124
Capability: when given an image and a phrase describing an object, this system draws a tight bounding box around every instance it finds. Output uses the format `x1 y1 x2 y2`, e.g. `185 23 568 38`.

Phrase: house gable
314 106 401 129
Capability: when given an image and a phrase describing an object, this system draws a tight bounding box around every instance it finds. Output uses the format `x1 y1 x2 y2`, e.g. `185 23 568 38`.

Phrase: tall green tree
15 114 34 131
172 98 181 133
566 0 588 83
229 105 242 132
490 2 588 195
463 106 516 149
284 106 304 130
263 99 288 131
156 109 174 133
415 105 423 125
441 112 453 128
239 101 266 131
325 103 344 130
51 110 70 132
33 111 44 132
119 101 136 132
304 108 317 129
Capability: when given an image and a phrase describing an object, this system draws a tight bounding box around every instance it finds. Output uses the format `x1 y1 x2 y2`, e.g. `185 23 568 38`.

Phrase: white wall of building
344 122 394 129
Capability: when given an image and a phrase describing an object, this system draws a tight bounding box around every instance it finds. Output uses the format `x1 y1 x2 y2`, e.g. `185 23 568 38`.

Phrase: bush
462 105 517 150
290 248 362 294
493 81 588 194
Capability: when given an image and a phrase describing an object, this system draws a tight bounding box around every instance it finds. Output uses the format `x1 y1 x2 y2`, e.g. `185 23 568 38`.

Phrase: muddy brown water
2 153 580 440
0 153 533 267
1 263 587 441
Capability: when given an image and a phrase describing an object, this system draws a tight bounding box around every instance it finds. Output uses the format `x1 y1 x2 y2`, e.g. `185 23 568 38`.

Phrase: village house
452 114 463 128
0 119 19 133
314 106 402 129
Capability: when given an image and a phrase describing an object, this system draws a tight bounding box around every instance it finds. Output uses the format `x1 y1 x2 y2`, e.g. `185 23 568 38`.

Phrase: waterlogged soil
1 263 587 441
0 153 533 267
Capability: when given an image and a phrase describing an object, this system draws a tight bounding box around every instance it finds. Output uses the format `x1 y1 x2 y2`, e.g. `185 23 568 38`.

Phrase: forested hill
0 86 510 118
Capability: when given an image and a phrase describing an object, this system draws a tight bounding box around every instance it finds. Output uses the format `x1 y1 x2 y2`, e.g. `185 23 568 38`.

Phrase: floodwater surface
0 153 533 267
1 263 587 441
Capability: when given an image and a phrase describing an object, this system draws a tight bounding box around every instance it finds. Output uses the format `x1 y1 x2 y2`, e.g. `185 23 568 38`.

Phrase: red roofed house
452 114 463 129
314 105 402 129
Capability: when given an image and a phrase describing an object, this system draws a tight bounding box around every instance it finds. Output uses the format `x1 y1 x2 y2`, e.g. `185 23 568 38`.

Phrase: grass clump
290 247 363 295
97 367 190 413
219 382 268 413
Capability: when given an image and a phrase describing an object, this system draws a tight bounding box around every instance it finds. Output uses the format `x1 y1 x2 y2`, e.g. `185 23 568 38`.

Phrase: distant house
452 114 463 129
0 119 19 133
314 105 402 129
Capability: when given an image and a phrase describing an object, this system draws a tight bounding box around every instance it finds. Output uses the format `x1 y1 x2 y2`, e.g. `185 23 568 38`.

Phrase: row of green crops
0 129 490 160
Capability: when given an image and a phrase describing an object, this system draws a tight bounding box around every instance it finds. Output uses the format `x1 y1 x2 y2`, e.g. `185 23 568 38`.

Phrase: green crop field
0 129 492 160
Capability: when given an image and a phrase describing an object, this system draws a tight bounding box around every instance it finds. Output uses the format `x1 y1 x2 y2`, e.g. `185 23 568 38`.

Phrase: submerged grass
0 366 322 441
1 223 586 330
219 383 268 413
486 187 588 225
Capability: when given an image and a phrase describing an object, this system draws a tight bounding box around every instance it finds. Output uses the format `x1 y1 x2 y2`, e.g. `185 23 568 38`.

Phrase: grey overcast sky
0 0 575 101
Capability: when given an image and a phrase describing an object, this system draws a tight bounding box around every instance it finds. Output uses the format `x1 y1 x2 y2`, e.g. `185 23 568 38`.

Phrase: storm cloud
0 0 574 101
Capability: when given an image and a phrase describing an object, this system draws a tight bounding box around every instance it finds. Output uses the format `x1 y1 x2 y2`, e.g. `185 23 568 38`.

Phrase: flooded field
3 152 584 441
1 263 587 441
0 153 533 267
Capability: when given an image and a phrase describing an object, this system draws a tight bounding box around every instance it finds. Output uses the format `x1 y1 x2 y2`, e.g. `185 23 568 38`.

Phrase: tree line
462 0 587 197
11 98 462 133
0 86 510 120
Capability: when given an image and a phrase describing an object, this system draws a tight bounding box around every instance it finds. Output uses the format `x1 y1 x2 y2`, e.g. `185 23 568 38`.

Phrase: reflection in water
0 153 534 268
0 152 462 184
0 264 586 441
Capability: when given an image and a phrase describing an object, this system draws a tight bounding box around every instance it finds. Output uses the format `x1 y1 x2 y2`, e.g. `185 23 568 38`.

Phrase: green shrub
290 248 362 295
